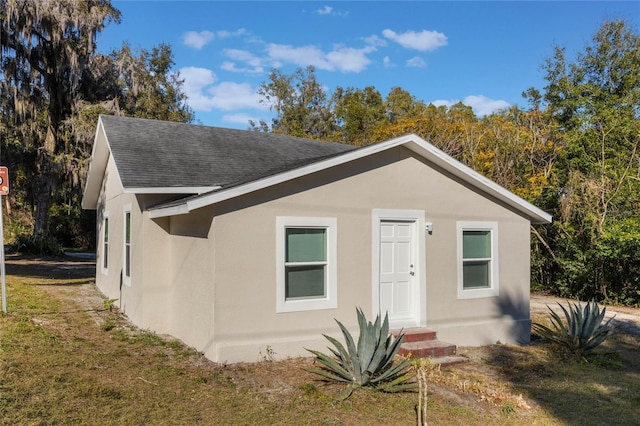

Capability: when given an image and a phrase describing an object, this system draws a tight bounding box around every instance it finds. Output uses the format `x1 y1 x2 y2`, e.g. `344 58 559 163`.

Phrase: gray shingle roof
100 115 357 189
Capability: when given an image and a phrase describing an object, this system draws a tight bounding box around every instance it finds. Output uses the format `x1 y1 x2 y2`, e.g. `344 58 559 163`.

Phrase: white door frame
371 209 426 328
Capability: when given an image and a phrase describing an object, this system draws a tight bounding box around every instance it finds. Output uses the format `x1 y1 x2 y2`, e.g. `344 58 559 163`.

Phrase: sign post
0 166 8 313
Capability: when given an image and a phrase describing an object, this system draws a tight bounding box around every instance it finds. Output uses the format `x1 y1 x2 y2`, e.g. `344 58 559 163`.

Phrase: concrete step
398 339 457 358
394 328 437 343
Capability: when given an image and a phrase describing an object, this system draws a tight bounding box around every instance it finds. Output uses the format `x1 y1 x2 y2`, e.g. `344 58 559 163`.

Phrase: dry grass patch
2 255 639 425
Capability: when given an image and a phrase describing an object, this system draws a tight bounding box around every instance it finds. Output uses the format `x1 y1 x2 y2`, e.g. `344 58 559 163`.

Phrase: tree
384 87 427 123
254 66 335 139
0 0 121 239
332 85 385 145
531 19 640 302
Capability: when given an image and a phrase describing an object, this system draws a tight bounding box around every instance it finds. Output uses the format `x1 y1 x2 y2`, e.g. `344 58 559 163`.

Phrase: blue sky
97 1 639 129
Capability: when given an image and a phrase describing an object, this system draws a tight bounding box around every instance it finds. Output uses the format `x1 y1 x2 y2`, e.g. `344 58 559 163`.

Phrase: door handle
410 271 415 276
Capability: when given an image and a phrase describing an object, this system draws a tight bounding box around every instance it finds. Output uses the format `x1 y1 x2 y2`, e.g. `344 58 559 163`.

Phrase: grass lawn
1 255 639 425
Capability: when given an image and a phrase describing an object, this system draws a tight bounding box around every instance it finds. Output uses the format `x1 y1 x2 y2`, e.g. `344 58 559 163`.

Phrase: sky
96 1 639 129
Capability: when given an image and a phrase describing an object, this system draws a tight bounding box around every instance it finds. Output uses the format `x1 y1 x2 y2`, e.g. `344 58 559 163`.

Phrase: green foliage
15 234 64 256
307 308 415 400
528 19 640 304
532 300 615 357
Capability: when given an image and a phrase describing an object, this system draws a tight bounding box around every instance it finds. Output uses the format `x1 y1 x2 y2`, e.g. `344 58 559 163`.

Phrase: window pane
125 213 131 244
463 230 490 259
463 261 490 288
285 265 325 299
286 228 326 262
104 218 109 243
125 245 131 277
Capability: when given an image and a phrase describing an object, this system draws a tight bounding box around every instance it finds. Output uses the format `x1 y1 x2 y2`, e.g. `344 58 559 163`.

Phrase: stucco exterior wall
98 145 533 363
95 156 145 326
157 146 532 362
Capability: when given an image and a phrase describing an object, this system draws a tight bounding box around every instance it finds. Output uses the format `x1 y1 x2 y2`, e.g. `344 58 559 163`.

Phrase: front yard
1 255 639 425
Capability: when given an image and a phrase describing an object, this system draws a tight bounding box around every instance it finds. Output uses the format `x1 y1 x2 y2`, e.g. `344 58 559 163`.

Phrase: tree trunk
33 151 56 239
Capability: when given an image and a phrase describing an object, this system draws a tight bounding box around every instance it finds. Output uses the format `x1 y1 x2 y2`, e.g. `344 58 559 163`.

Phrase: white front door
378 220 419 327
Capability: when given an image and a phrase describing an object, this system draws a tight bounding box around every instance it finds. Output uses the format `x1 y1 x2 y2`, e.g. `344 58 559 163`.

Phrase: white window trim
276 216 337 313
123 204 132 286
456 221 499 299
101 212 109 276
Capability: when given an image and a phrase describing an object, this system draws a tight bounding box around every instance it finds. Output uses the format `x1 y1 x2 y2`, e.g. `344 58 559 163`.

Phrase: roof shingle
100 115 357 189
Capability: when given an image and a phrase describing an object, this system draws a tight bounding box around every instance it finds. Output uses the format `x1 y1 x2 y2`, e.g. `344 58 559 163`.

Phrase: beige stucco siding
95 156 145 326
192 146 532 361
98 145 533 362
165 208 216 353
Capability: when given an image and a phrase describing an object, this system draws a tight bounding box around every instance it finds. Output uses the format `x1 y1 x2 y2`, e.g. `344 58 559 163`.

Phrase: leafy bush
15 234 64 256
307 307 415 400
532 300 615 357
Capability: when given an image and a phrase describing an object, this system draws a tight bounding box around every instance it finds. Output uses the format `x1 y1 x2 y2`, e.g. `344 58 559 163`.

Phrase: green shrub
307 307 415 400
532 300 615 357
15 234 64 256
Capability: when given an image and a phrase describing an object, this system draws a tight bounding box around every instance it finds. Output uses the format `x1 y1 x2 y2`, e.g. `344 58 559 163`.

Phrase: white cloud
223 112 262 126
221 49 265 73
406 56 426 68
183 30 214 50
431 95 510 116
326 46 372 72
363 34 387 48
217 28 247 38
179 67 217 110
208 82 266 111
463 95 510 116
317 6 332 15
266 43 373 73
180 67 265 112
383 56 393 68
382 29 448 52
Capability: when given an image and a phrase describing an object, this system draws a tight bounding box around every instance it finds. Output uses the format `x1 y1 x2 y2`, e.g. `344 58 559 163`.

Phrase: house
82 115 552 363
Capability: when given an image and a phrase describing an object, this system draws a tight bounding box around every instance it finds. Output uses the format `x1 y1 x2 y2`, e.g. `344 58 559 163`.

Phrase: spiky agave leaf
335 318 362 384
370 357 412 384
306 349 353 382
323 334 351 366
374 370 417 393
355 307 377 382
364 315 395 376
532 299 615 356
306 308 416 398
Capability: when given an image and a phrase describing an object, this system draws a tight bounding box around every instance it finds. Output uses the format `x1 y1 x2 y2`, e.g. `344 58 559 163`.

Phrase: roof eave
81 117 109 210
123 186 220 195
148 133 552 224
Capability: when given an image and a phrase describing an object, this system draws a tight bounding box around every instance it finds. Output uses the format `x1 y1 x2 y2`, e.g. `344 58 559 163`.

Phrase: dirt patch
5 254 640 424
5 253 97 281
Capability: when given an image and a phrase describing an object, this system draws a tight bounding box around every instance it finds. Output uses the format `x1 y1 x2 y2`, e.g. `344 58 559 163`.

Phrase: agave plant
307 307 415 400
532 300 615 357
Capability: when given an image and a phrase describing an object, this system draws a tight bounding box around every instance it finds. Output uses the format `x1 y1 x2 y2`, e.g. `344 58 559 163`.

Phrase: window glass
286 228 326 262
125 211 131 279
276 217 337 313
103 217 109 270
463 261 490 288
463 230 490 259
285 265 325 298
285 227 327 300
457 222 498 298
125 213 131 244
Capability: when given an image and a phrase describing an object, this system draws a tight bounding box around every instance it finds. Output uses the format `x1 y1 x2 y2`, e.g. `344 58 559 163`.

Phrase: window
276 217 337 312
102 215 109 273
124 207 131 285
457 221 499 299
